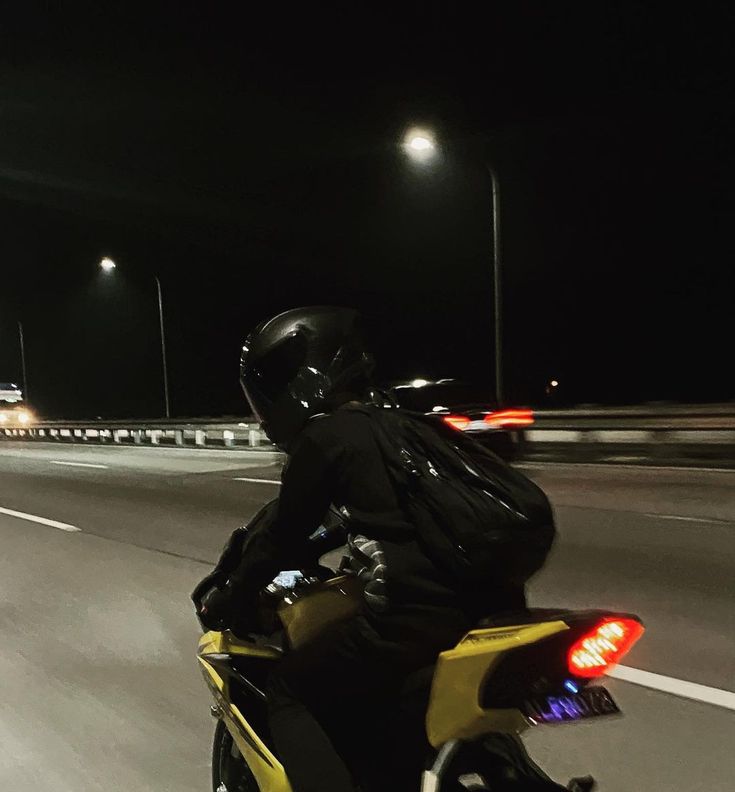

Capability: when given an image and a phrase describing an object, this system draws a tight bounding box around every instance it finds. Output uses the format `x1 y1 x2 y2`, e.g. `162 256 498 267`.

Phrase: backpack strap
350 404 421 490
338 404 416 537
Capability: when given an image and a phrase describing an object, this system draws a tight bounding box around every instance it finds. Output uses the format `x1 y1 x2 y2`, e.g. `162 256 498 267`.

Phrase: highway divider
0 421 266 449
2 404 734 465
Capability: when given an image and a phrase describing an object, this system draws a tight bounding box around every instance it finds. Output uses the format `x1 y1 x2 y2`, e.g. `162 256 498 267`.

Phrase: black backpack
355 405 555 587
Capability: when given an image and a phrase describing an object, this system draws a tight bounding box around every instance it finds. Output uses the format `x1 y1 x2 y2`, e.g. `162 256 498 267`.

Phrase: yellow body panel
224 703 292 792
198 654 226 693
196 585 362 792
198 630 282 660
276 575 363 649
198 654 292 792
195 581 363 790
197 587 577 785
426 621 569 747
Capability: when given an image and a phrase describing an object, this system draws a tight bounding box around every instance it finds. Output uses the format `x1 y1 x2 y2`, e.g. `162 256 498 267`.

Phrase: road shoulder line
232 476 281 485
517 461 735 474
0 506 81 532
50 460 108 469
611 665 735 710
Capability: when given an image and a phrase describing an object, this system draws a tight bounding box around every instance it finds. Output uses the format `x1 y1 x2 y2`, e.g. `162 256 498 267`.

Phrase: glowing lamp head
403 128 437 162
408 135 433 151
99 257 116 273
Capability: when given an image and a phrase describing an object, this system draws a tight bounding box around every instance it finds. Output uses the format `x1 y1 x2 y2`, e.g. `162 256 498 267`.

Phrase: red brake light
442 414 471 431
483 408 535 428
568 618 644 678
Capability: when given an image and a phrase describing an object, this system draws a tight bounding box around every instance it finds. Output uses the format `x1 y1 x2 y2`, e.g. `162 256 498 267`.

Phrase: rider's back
293 405 526 635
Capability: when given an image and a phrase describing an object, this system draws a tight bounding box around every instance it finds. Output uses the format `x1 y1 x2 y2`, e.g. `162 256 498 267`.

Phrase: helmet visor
240 332 308 426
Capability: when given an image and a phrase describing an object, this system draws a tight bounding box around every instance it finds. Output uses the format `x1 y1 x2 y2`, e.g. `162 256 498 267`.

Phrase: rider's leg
267 670 355 792
266 614 383 792
265 611 469 792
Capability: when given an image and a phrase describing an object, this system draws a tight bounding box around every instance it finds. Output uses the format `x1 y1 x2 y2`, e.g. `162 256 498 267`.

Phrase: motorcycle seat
476 608 599 629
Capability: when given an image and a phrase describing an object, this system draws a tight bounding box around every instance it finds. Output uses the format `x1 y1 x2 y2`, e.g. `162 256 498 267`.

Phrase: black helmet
240 306 374 448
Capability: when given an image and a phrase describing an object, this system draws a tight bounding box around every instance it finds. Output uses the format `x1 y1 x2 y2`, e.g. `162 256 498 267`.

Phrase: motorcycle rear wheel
444 736 593 791
212 718 260 792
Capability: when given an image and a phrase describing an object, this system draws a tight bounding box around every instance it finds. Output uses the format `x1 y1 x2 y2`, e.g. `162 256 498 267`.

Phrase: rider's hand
198 584 233 631
191 570 226 607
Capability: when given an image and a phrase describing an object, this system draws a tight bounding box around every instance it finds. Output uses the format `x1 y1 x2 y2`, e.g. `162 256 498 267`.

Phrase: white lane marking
108 445 280 457
0 442 280 459
516 461 735 474
611 665 735 711
232 477 281 485
640 512 733 524
0 506 81 532
556 504 735 526
50 460 109 469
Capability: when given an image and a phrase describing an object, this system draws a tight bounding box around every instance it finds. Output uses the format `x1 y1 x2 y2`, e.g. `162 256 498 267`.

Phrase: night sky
0 4 733 419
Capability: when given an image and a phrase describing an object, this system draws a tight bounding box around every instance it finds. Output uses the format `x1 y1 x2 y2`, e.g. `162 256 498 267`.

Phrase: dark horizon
1 6 733 419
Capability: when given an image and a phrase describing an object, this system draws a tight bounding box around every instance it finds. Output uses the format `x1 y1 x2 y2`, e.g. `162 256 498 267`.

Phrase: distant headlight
18 411 31 424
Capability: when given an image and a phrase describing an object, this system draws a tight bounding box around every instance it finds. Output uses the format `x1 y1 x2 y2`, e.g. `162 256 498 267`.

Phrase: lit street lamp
404 129 437 162
402 128 504 406
99 259 171 418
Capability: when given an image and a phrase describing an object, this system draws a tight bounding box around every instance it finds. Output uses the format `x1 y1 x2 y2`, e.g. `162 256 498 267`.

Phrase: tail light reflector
442 414 471 431
568 618 644 678
483 408 535 428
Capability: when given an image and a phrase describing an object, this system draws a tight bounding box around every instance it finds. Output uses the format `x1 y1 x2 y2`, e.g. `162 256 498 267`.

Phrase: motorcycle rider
197 306 528 792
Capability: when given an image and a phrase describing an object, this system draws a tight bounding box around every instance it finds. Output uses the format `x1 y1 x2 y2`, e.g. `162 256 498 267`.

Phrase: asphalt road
0 442 732 791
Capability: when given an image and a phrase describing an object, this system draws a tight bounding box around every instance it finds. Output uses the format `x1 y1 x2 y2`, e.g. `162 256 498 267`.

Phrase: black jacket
222 406 524 634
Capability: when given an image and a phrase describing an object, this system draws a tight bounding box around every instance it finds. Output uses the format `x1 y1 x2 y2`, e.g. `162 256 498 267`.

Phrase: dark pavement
0 443 732 790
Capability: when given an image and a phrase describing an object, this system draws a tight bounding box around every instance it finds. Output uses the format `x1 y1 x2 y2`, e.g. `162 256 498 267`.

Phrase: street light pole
155 276 171 418
99 259 171 418
488 164 503 407
17 321 28 401
403 129 504 405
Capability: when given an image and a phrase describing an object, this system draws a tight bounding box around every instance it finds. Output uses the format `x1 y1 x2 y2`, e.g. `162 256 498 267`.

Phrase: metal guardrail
1 423 268 449
2 405 735 451
531 407 735 432
535 403 735 418
525 428 735 445
527 404 735 446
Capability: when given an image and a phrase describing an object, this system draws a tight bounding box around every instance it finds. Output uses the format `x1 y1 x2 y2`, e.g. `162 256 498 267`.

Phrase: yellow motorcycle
195 563 644 791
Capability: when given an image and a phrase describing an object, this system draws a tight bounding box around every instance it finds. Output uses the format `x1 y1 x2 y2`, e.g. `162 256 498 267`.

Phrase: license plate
524 686 620 725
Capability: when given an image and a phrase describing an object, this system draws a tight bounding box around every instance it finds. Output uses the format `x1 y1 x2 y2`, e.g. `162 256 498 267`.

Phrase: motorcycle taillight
568 618 644 678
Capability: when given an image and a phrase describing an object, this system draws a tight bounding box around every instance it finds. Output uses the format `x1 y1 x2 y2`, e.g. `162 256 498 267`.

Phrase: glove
198 583 234 631
191 570 227 608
